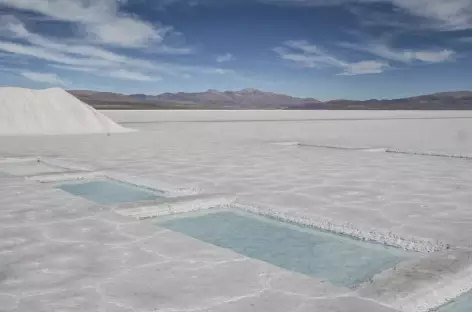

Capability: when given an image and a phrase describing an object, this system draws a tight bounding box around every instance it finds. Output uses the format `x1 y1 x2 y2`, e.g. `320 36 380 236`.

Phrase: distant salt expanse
104 109 472 157
104 109 472 123
0 87 129 136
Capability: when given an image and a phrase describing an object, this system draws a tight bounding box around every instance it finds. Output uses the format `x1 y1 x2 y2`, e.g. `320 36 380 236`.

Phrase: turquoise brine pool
58 180 164 205
0 161 65 176
438 292 472 312
155 210 408 288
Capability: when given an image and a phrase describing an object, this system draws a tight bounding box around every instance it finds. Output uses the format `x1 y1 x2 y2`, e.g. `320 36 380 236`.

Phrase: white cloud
0 0 165 47
340 60 389 75
3 15 194 57
281 40 347 67
340 42 455 63
390 0 472 30
21 71 67 86
0 17 154 67
274 40 388 75
113 0 472 31
285 40 321 54
107 69 159 81
50 65 98 73
365 44 418 63
50 64 158 81
87 17 164 47
261 0 472 30
153 45 194 55
413 50 454 63
0 0 109 23
0 16 224 82
216 53 234 63
214 68 230 74
0 41 110 67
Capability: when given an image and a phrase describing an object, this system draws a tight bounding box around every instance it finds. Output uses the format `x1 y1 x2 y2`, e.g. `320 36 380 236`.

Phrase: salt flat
1 110 472 312
106 110 472 156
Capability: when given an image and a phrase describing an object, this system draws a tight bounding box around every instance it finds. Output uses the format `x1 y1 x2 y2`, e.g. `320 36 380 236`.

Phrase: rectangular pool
58 180 164 205
0 161 66 177
438 292 472 312
155 210 408 288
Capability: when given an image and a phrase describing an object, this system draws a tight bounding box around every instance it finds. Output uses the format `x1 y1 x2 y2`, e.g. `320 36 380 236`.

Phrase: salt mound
0 87 130 135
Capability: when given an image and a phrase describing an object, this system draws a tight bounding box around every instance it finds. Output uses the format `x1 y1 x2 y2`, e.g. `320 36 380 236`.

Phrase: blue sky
0 0 471 100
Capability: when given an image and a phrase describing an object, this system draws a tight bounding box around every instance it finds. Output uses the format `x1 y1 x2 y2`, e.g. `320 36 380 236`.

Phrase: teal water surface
0 161 65 176
438 292 472 312
58 180 163 205
155 210 407 288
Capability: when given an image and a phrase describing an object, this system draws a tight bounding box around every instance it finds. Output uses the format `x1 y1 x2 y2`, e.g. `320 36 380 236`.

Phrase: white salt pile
0 87 130 135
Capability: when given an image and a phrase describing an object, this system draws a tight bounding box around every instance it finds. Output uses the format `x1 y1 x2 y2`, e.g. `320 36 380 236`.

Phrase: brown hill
69 90 472 110
292 91 472 110
69 89 319 109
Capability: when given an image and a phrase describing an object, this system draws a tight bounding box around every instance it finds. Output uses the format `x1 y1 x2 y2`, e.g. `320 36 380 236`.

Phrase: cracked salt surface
0 160 66 177
155 210 409 289
2 110 472 312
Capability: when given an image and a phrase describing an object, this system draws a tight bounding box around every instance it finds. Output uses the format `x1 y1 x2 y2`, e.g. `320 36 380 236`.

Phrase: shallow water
156 210 407 288
58 180 163 205
438 292 472 312
0 161 65 176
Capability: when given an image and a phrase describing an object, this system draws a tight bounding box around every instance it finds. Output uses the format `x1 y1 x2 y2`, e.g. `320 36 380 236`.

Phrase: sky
0 0 471 100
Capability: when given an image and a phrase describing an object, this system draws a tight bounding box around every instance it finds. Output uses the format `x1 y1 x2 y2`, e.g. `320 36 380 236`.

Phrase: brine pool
155 210 410 289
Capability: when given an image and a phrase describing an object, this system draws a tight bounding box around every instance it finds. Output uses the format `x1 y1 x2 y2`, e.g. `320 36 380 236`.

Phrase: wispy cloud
414 50 455 63
339 42 455 63
50 65 97 72
274 40 389 75
391 0 472 31
21 71 67 86
261 0 472 30
340 60 390 75
1 17 153 66
106 69 158 82
216 53 234 63
0 41 106 67
274 40 345 68
50 64 160 81
0 15 226 82
0 0 166 48
123 0 472 32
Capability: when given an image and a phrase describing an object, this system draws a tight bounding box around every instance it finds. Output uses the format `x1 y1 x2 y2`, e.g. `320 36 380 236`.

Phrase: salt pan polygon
156 209 408 288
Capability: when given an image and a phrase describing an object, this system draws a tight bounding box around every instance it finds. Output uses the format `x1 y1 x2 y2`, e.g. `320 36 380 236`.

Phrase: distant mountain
68 90 204 110
130 88 319 109
69 89 319 109
69 89 472 110
291 91 472 110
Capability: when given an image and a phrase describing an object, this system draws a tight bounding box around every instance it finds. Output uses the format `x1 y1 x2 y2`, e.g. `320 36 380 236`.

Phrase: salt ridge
233 203 450 253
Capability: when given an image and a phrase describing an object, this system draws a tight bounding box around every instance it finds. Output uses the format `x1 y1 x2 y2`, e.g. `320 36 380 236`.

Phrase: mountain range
70 89 318 110
69 89 472 110
293 91 472 110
